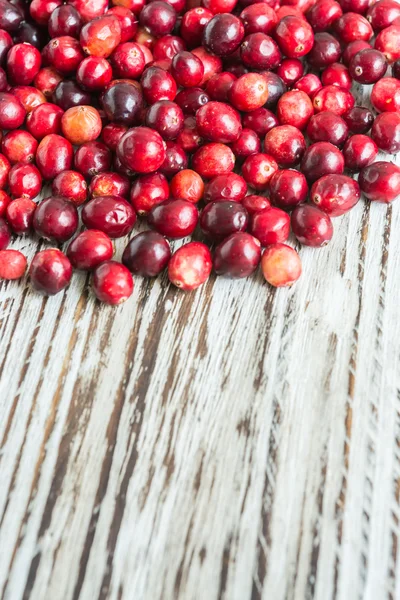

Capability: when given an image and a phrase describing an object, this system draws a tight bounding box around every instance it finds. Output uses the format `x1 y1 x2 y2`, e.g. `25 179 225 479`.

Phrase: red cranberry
196 101 241 144
170 169 204 203
334 12 373 43
141 66 177 104
0 216 11 249
192 46 223 84
168 241 212 290
0 249 27 279
67 229 113 270
30 0 62 25
204 172 247 204
140 1 176 37
92 260 134 304
153 34 186 60
101 81 143 125
69 0 109 22
242 194 271 215
371 77 400 112
148 198 198 238
77 56 113 90
276 58 304 87
343 106 373 133
6 197 36 233
82 195 136 238
145 100 184 140
80 15 121 58
230 128 261 159
8 163 41 199
301 141 345 182
171 51 203 87
306 111 349 146
33 196 79 242
367 0 400 31
294 74 322 97
274 15 314 58
192 143 235 178
61 105 102 146
176 116 203 152
214 232 261 278
321 63 352 90
107 6 138 42
343 134 378 171
175 87 209 115
110 43 145 80
36 134 73 179
205 72 236 102
75 140 111 177
30 249 72 294
359 161 400 203
242 107 278 138
101 122 127 150
339 0 370 14
269 169 308 210
262 72 287 109
200 201 248 241
0 190 11 216
12 86 46 114
34 67 63 98
130 172 169 214
228 73 269 112
44 36 85 74
0 91 25 129
291 204 333 247
241 153 278 190
202 0 237 14
240 3 277 35
117 127 166 173
264 124 306 167
159 141 188 177
122 230 171 276
0 153 10 189
371 112 400 154
1 130 37 165
306 0 343 31
89 172 129 199
342 40 371 66
180 7 213 47
53 80 92 111
0 29 13 64
26 103 63 140
7 43 41 86
277 90 313 130
313 85 354 116
349 49 387 83
261 243 301 287
240 33 281 69
48 4 82 37
311 174 360 216
52 170 87 205
307 32 341 68
203 13 244 56
375 24 399 63
250 206 290 246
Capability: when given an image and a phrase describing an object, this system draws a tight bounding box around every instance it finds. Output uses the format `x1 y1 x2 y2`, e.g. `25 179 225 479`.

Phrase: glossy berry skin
276 59 304 87
196 101 241 144
359 161 400 203
242 108 278 138
141 66 177 104
7 43 41 85
53 79 92 111
294 74 322 97
129 172 169 215
230 128 261 160
203 13 244 56
36 134 73 179
261 244 302 287
153 35 186 61
101 81 143 125
52 170 88 206
34 67 63 98
140 1 176 37
89 172 130 199
12 86 46 114
170 169 204 204
343 134 378 171
242 153 278 190
200 201 248 241
311 174 361 216
2 130 37 164
393 59 400 79
371 77 400 112
80 16 122 58
30 249 72 295
48 4 82 38
75 141 112 177
343 106 374 133
175 87 209 115
375 24 400 63
0 153 10 189
264 125 306 167
204 173 247 204
333 12 373 43
168 242 212 291
5 197 35 234
274 16 314 58
61 105 102 145
159 142 188 178
228 73 269 112
145 100 184 140
263 72 287 110
371 112 400 154
122 231 171 277
0 29 13 64
291 205 333 248
44 36 85 74
250 207 290 246
321 63 352 90
192 143 235 178
33 196 79 242
110 43 145 80
82 196 136 238
67 230 114 270
269 169 308 210
92 261 133 305
77 56 113 90
313 86 354 116
307 32 341 68
366 0 400 31
107 6 138 43
306 0 343 32
277 90 313 131
0 217 11 249
0 191 11 217
301 142 345 183
342 40 372 66
242 194 271 215
205 72 236 102
214 232 261 278
101 123 127 151
240 3 277 35
180 7 213 47
306 112 349 147
117 127 166 173
0 249 27 279
26 103 64 139
148 198 198 238
349 49 387 84
240 33 281 70
0 92 25 129
8 163 42 199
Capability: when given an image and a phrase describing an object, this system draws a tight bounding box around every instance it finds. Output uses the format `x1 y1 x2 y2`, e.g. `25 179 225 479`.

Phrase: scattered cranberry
36 133 73 179
122 231 171 276
34 67 63 98
242 153 278 190
371 77 400 112
264 125 306 167
196 101 241 144
33 196 79 242
180 7 213 47
306 112 349 146
170 169 204 203
269 169 308 210
371 112 400 153
141 66 177 104
0 217 11 249
148 198 198 238
0 91 25 129
130 172 169 214
250 206 290 246
204 172 247 204
359 161 400 203
343 134 378 171
240 33 281 70
53 79 92 111
261 243 301 287
67 229 114 270
311 174 361 216
301 141 345 182
89 171 130 199
343 106 374 133
333 12 373 43
277 90 314 130
274 16 314 58
52 170 88 205
92 260 133 304
5 197 36 233
171 51 204 87
200 201 248 240
80 15 121 58
240 3 277 35
82 195 137 238
168 241 212 290
192 142 235 178
44 35 85 74
77 56 113 90
145 100 184 140
242 107 278 138
8 163 42 198
367 0 400 31
349 48 387 83
291 205 333 247
205 72 236 102
214 232 261 278
0 249 27 279
48 4 82 38
7 42 41 86
101 80 143 125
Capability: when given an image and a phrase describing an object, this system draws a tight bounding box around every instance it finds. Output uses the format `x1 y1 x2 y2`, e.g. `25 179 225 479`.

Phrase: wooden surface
1 86 400 600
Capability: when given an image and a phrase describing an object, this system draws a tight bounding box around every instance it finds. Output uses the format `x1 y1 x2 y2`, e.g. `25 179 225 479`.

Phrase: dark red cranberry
8 163 42 199
367 0 400 30
240 33 281 69
67 229 114 270
196 101 241 144
44 36 85 74
262 72 287 110
107 6 138 43
0 67 6 92
214 232 261 278
321 63 352 90
306 0 343 31
0 92 25 129
14 21 47 49
153 34 186 60
349 49 387 83
343 106 374 133
230 128 261 159
205 72 236 102
301 141 345 182
5 196 36 233
82 195 136 238
117 127 166 173
77 56 113 91
159 141 188 177
30 249 72 295
371 77 400 112
48 4 82 37
274 16 314 57
89 172 130 199
291 205 333 247
250 206 290 246
0 0 24 31
240 3 277 35
74 140 112 177
311 174 360 216
306 112 349 146
264 125 306 167
375 24 400 63
200 201 248 241
371 112 400 153
359 161 400 203
171 51 204 87
148 198 198 238
0 29 13 64
393 59 400 79
269 169 308 210
175 87 209 115
313 86 355 116
122 231 171 276
276 58 304 87
192 142 235 178
294 73 322 97
33 196 78 242
100 81 143 125
141 66 177 104
34 67 63 98
145 100 184 140
241 153 278 190
170 168 204 203
140 1 176 37
26 103 63 140
204 173 247 204
203 13 244 56
36 134 73 179
339 0 370 14
0 190 11 216
2 130 37 164
307 32 341 68
242 107 278 138
334 12 373 43
52 170 87 205
130 172 169 214
92 261 134 304
277 90 313 130
80 15 121 58
180 7 213 47
0 153 10 189
7 43 41 86
0 216 11 249
342 40 371 66
12 86 46 113
228 72 269 111
53 80 92 110
101 122 127 151
343 134 378 171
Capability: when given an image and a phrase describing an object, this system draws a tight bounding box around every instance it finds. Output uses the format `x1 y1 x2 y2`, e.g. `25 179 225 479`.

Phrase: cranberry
0 249 27 279
0 91 25 129
242 194 271 215
44 36 85 74
307 32 341 68
306 0 343 31
274 16 314 58
0 216 11 249
277 90 313 131
339 0 370 14
0 153 10 189
77 56 113 90
0 68 6 91
67 229 114 270
200 201 248 241
0 29 13 64
0 0 24 31
141 66 177 104
371 112 400 154
291 204 333 247
170 51 203 88
343 134 378 171
101 81 143 125
117 127 166 174
140 1 176 37
343 106 373 133
261 243 301 287
6 197 36 233
52 170 87 205
12 86 46 114
0 191 11 217
341 41 369 67
92 260 133 304
359 161 400 203
29 249 71 294
334 12 373 42
110 43 144 80
36 134 73 179
107 6 138 42
393 59 400 79
129 172 168 214
159 141 188 177
301 141 345 182
82 195 136 238
145 100 184 140
122 231 171 276
263 72 287 109
170 169 204 203
269 169 308 210
168 241 211 290
250 206 290 246
101 122 127 150
89 172 129 200
375 24 400 63
153 34 185 60
228 73 269 111
192 143 235 178
203 173 246 204
367 0 400 31
230 128 261 159
240 3 277 35
202 0 237 14
33 196 78 242
53 80 92 110
1 130 36 165
75 140 112 176
26 103 64 140
321 63 352 90
349 49 387 84
180 7 213 47
264 125 306 167
8 163 41 199
175 87 209 115
61 105 102 146
294 74 322 97
30 0 62 25
148 198 198 238
371 77 400 112
48 4 82 37
15 21 47 49
240 33 281 69
135 26 155 49
205 72 236 102
202 14 244 56
311 174 360 216
195 101 241 144
313 86 354 116
306 112 348 146
214 232 261 278
242 153 278 190
242 107 278 138
276 58 304 87
176 116 203 152
80 15 121 58
6 43 41 86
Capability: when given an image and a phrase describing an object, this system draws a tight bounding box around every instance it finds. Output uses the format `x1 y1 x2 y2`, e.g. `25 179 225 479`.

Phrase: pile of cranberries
0 0 399 304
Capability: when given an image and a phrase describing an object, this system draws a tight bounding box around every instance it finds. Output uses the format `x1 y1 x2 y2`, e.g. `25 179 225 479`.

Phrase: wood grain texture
1 85 400 600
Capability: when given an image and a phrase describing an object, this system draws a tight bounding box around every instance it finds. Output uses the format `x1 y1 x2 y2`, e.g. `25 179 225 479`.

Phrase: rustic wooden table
1 86 400 600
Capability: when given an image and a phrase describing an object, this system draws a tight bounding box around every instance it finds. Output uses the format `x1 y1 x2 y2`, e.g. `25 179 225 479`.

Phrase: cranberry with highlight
240 33 281 70
242 107 278 138
7 43 41 86
107 6 138 43
306 112 348 146
263 72 287 110
80 15 122 58
214 232 261 278
204 172 247 204
117 127 166 174
203 13 244 56
274 16 314 58
301 141 345 183
367 0 400 30
67 229 114 270
171 51 204 87
44 36 85 74
26 103 64 139
180 7 213 47
313 86 355 116
30 248 72 295
82 195 136 238
242 153 278 190
228 73 269 112
110 43 145 80
53 80 92 110
250 206 290 246
277 90 313 130
6 197 36 234
371 112 400 154
61 105 102 146
75 141 112 177
101 81 143 125
342 40 371 66
205 72 236 102
168 241 212 290
52 170 88 206
141 66 177 104
77 56 113 90
153 34 186 60
294 74 322 97
359 161 400 203
92 261 134 305
261 243 301 287
101 123 127 151
200 201 248 241
375 24 400 63
148 198 198 238
8 163 42 199
192 143 235 178
0 191 11 217
2 130 37 164
333 12 373 43
306 0 343 31
145 100 184 140
89 172 130 199
122 231 171 276
33 196 79 242
371 77 400 112
170 169 204 204
307 32 341 68
242 195 271 215
230 128 261 160
159 141 188 177
269 169 308 210
48 4 82 37
321 63 352 90
343 134 378 171
349 49 387 84
0 92 25 129
343 106 373 133
0 249 27 279
264 125 306 167
196 101 241 144
140 1 176 37
240 3 277 35
291 204 333 248
276 59 304 87
311 174 360 216
130 172 169 214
